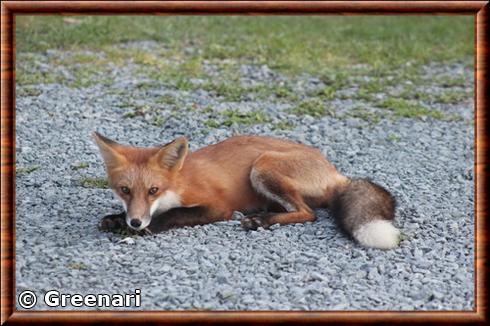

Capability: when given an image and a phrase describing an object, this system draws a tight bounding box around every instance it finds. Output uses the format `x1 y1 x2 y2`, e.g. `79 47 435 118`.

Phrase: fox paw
98 213 127 231
241 215 269 231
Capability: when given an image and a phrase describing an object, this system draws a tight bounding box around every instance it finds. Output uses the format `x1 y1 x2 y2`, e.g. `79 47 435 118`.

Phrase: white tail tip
353 220 400 249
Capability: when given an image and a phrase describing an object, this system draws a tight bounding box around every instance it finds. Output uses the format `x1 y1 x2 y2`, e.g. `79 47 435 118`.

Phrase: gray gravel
15 43 474 310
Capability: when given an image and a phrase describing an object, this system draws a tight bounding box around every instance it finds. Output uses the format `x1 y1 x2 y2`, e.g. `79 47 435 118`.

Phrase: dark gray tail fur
330 178 398 249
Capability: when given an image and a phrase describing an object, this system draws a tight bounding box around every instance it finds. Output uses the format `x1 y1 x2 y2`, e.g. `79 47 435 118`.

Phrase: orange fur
94 133 348 230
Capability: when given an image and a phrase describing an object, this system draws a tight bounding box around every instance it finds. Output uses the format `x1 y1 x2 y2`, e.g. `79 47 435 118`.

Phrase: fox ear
92 132 127 169
155 137 188 171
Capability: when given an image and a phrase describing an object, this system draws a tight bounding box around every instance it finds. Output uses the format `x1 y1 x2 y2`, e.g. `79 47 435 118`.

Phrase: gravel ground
15 42 474 310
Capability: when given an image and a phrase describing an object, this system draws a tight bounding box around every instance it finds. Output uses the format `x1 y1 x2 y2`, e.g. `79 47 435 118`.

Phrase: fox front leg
99 212 153 235
148 206 227 233
98 212 128 232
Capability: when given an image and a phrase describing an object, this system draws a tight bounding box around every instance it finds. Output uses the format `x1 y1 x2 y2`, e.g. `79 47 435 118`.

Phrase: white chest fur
150 191 182 215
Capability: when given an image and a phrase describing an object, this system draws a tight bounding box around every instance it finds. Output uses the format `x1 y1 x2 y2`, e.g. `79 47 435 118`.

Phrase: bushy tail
330 178 399 249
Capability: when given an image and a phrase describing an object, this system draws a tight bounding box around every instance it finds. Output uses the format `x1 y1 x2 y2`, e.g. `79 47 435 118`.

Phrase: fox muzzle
125 215 151 231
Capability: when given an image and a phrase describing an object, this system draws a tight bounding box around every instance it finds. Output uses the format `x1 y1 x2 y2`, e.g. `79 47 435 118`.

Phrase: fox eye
149 187 159 195
120 186 130 194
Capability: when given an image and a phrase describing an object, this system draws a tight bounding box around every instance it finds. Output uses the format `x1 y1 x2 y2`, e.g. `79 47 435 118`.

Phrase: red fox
94 133 399 249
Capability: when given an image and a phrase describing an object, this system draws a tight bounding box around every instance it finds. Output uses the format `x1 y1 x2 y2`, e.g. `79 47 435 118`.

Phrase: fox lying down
94 133 399 249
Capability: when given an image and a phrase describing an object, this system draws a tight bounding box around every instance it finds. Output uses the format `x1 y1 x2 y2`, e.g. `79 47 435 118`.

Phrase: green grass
272 121 295 131
80 177 109 188
16 165 40 175
313 86 337 101
221 109 270 126
123 104 151 118
68 262 88 270
359 78 386 94
156 94 177 106
17 87 42 97
399 88 472 104
70 68 102 88
354 88 377 102
345 107 383 125
289 99 335 118
152 116 165 127
204 119 220 129
431 90 472 104
387 133 402 142
16 16 473 75
137 55 207 88
434 75 469 88
202 82 249 102
72 162 89 170
377 98 462 121
378 98 437 118
16 70 62 86
201 82 299 102
268 84 300 101
16 53 112 88
15 16 472 124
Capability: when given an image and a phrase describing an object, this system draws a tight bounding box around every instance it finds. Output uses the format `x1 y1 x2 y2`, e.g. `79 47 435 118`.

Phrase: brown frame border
1 1 488 324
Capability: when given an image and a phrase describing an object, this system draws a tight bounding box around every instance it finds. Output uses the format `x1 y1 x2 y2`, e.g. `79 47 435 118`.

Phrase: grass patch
378 98 435 118
354 88 377 102
133 50 161 66
204 119 220 129
360 79 386 94
352 76 401 102
313 86 337 100
320 71 349 88
103 46 130 66
387 133 401 142
289 99 335 118
80 177 108 189
221 109 270 126
17 16 473 75
17 56 111 89
202 82 300 103
16 165 40 175
72 162 89 170
140 56 207 88
156 94 177 105
377 98 461 121
16 70 61 86
70 53 97 63
123 105 151 118
17 87 42 97
435 75 468 88
173 78 196 91
152 116 165 127
68 262 88 270
201 106 214 114
310 72 350 100
398 88 431 102
431 90 471 104
202 82 250 102
269 85 300 101
54 52 103 66
272 121 295 130
399 88 471 104
135 81 158 91
70 68 102 88
344 107 383 125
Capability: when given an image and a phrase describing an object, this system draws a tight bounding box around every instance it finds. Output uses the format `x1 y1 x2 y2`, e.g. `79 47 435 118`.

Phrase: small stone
118 237 135 245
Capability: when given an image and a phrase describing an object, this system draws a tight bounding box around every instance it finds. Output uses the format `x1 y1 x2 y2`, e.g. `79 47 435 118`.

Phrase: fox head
93 132 188 231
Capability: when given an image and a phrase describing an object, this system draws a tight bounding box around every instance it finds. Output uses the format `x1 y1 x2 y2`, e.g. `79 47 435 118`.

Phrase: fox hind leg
242 155 316 230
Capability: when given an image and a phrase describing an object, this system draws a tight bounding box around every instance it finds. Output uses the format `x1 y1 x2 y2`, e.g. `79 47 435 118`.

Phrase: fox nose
130 219 142 228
